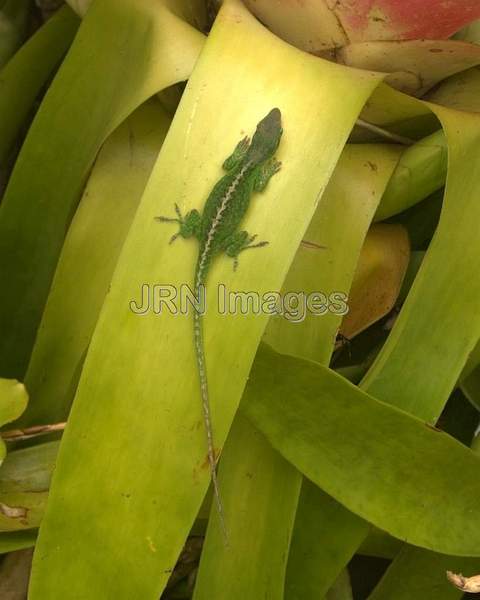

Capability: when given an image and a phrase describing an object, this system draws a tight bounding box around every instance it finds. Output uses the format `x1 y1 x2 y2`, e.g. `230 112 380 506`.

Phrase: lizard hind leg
223 231 268 271
222 136 250 171
155 204 201 243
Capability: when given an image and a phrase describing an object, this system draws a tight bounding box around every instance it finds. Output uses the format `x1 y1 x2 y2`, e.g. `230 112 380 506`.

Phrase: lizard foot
155 204 201 243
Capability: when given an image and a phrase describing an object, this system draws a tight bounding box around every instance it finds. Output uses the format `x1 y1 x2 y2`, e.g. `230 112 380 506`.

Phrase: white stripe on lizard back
194 161 251 289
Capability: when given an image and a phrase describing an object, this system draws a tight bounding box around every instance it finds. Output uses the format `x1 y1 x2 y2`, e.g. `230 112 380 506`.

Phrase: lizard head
247 108 283 163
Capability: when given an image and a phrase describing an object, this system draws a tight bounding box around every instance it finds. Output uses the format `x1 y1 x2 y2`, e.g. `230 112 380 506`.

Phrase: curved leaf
0 442 56 532
243 344 480 556
196 142 399 599
0 0 205 378
28 1 383 597
0 380 27 430
375 130 447 221
0 6 79 166
0 379 28 464
21 99 170 426
339 40 480 96
0 530 37 554
368 547 477 600
0 0 30 68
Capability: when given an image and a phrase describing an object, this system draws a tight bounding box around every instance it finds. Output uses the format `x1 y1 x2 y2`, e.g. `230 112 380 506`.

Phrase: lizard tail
193 303 229 545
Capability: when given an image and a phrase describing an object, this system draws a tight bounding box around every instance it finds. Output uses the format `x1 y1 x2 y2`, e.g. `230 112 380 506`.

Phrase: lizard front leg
155 203 202 243
222 231 268 270
222 136 250 171
253 158 282 192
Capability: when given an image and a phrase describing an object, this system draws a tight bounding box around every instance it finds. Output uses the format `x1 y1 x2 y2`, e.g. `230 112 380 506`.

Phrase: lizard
156 108 283 540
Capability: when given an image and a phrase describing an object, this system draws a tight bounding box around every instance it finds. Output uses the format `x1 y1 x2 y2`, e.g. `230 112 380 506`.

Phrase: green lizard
156 108 283 538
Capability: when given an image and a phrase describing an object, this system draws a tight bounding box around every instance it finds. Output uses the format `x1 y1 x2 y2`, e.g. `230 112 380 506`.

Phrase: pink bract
336 0 480 42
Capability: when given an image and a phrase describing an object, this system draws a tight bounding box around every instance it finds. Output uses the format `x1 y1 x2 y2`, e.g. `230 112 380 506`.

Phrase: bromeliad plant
1 0 480 598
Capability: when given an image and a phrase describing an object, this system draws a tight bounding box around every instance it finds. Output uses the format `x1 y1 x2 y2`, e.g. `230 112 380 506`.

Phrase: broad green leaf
392 194 442 252
455 21 480 44
65 0 207 23
327 569 353 600
21 99 171 426
0 529 37 554
0 0 205 378
193 414 301 600
461 365 480 411
361 104 480 423
276 146 400 600
0 442 57 494
0 6 79 166
359 83 435 140
367 547 478 600
0 0 30 68
0 102 169 538
198 32 480 600
286 482 369 600
375 130 447 221
359 529 402 560
0 379 28 463
243 344 480 556
65 0 90 15
397 251 424 301
0 379 27 430
26 3 480 596
459 338 480 383
0 442 56 532
376 58 480 221
264 144 401 359
367 391 480 599
427 66 480 113
353 100 480 599
29 1 383 597
440 389 479 446
196 142 400 599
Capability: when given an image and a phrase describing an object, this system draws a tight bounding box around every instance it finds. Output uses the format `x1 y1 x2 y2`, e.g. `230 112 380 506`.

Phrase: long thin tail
193 296 228 544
